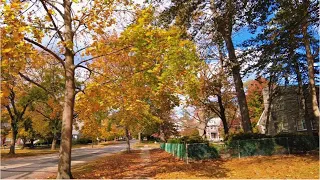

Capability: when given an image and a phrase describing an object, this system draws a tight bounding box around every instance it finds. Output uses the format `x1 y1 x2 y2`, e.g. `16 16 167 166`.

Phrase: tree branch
75 46 132 67
5 105 14 122
20 102 31 120
40 0 64 42
24 37 65 69
43 0 65 18
9 89 18 116
35 109 52 120
18 72 50 94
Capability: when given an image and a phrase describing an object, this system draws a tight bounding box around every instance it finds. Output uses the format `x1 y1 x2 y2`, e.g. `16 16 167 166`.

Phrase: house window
211 133 217 139
311 119 318 130
297 118 307 131
280 121 289 132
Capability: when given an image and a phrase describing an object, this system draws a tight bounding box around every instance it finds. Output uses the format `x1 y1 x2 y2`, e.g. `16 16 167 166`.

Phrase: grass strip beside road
0 141 123 159
1 148 59 159
72 149 319 179
133 141 160 149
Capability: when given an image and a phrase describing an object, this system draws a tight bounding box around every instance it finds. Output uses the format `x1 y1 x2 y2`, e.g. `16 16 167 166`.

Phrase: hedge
226 133 319 157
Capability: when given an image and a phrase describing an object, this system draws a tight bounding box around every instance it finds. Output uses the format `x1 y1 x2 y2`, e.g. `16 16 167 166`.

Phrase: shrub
274 133 319 153
226 133 275 157
226 133 271 142
167 135 208 144
34 139 50 146
72 138 92 145
187 143 219 159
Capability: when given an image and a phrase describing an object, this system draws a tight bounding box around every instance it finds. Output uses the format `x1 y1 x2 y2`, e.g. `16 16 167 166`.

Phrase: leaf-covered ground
72 149 319 179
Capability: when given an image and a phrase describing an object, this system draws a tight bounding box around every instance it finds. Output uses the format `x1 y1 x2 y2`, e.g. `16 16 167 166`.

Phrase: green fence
160 143 187 160
160 142 219 162
226 136 319 158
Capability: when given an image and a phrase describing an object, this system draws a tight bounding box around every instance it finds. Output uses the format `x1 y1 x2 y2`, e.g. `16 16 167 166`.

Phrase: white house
205 117 222 142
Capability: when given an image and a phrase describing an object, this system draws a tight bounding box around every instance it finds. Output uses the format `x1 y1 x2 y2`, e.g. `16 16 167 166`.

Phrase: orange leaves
1 1 36 76
0 81 10 106
75 8 200 138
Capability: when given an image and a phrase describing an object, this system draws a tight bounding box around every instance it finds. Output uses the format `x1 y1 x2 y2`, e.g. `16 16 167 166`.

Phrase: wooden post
186 143 189 164
286 137 290 155
237 140 240 158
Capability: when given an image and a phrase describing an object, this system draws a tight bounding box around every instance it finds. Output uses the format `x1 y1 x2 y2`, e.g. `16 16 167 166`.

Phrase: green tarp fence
227 136 320 158
160 142 219 161
160 143 187 160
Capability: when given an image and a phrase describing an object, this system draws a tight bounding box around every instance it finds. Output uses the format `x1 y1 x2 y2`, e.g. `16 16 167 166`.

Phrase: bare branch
75 86 86 96
75 46 132 67
40 0 64 42
74 46 90 55
18 72 49 94
24 37 65 69
35 109 52 120
43 0 64 18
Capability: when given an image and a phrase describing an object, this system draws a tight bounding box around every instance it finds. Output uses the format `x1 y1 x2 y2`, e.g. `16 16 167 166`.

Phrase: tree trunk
159 125 166 142
301 13 320 128
292 37 314 138
265 77 274 135
92 138 94 148
57 59 75 179
125 128 130 152
217 91 229 136
51 138 57 150
30 139 34 148
57 1 75 178
138 132 142 142
21 138 26 150
217 44 229 136
9 129 17 154
223 35 252 133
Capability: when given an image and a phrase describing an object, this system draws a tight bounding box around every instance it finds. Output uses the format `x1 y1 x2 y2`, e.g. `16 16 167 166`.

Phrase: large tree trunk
301 12 320 128
217 44 229 136
57 57 75 179
292 37 314 138
125 128 131 152
57 1 75 178
223 35 252 133
9 129 17 154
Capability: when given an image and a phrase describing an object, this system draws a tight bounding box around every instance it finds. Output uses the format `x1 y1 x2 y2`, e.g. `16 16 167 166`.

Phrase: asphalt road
1 141 132 179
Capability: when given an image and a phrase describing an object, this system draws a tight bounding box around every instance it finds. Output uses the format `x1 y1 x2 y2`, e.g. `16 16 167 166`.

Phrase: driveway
1 141 133 179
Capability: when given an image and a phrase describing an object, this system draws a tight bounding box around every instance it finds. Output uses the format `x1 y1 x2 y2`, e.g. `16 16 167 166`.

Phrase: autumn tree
156 0 276 133
245 78 268 129
76 8 200 149
1 79 44 154
17 117 37 149
2 0 136 178
242 0 319 136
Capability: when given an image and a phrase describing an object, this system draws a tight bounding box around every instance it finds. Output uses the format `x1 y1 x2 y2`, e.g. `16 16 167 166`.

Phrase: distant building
72 121 83 139
205 117 222 142
257 86 319 135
